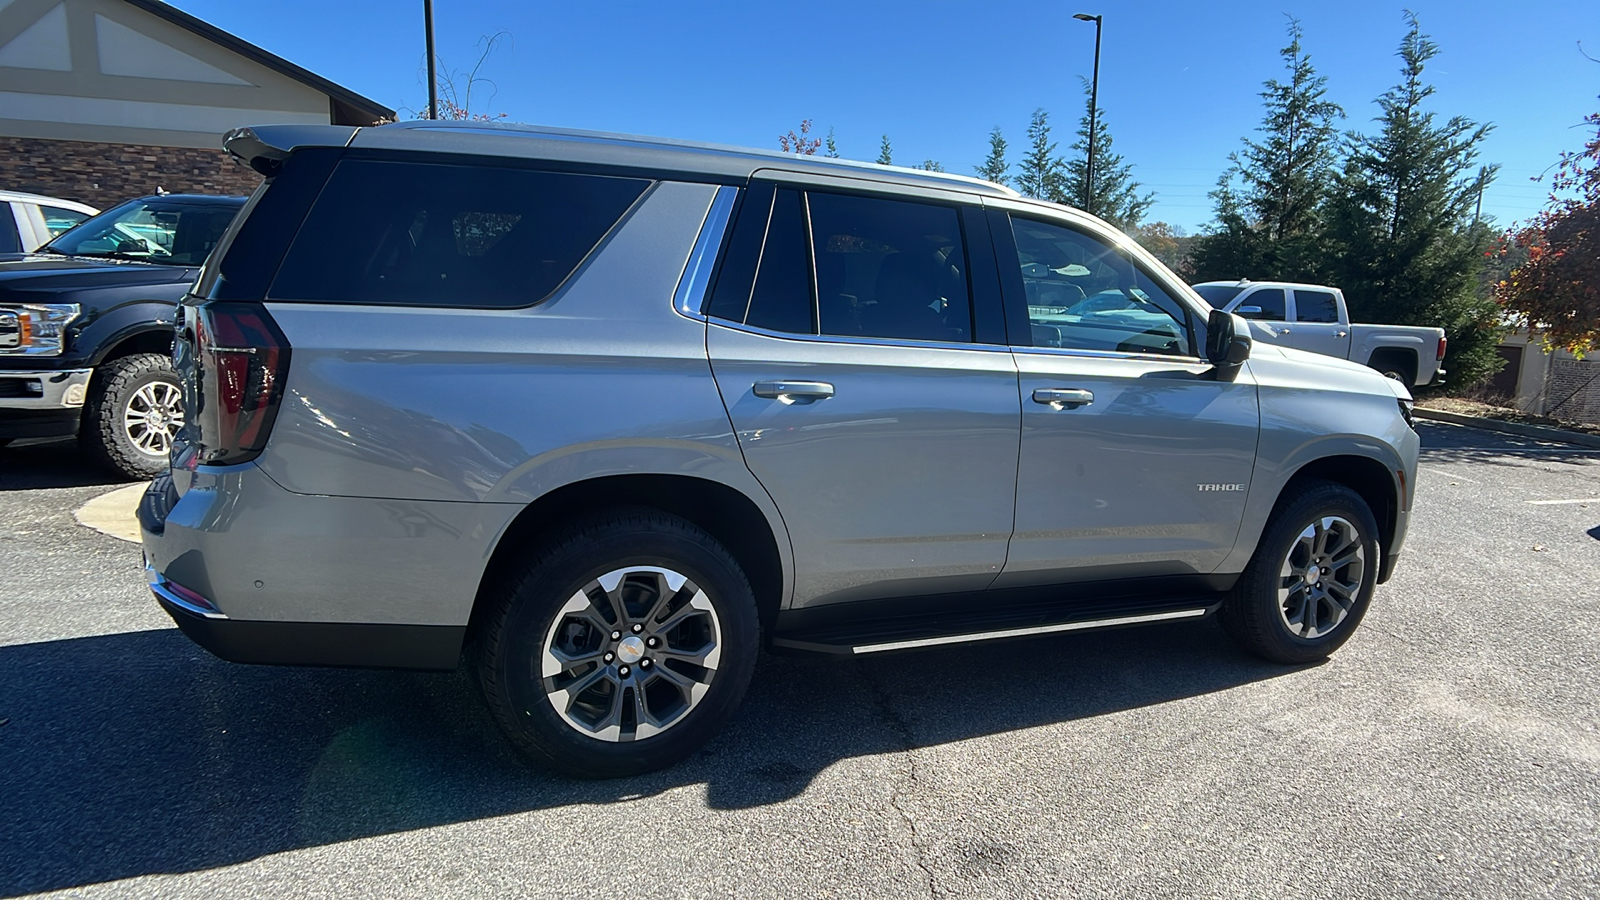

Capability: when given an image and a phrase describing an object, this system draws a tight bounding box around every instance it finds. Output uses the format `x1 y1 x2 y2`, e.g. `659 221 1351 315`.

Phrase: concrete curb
1415 408 1600 450
73 482 147 544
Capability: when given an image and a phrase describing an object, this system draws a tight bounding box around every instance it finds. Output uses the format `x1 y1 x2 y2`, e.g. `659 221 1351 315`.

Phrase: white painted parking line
1525 498 1600 505
1421 466 1482 484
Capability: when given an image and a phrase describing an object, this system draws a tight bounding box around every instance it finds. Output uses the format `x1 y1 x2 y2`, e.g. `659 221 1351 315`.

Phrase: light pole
1073 12 1102 214
424 0 438 119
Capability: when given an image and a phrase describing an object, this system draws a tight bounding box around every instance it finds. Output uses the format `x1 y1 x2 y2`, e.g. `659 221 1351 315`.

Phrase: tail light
191 302 290 465
1436 335 1448 360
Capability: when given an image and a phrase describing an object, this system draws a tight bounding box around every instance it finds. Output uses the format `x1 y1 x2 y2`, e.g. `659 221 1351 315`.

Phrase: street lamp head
1073 13 1100 22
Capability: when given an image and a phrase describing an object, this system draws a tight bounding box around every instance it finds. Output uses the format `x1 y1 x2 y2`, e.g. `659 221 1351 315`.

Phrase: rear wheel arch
1366 348 1418 385
468 474 787 647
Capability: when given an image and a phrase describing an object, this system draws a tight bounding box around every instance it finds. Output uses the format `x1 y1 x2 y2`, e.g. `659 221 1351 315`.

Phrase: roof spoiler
223 124 359 177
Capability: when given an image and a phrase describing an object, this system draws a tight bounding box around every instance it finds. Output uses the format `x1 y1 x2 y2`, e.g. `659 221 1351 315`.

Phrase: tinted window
271 160 648 307
744 189 814 334
43 198 238 266
808 192 971 343
1010 217 1192 356
1240 289 1286 320
0 205 18 254
41 206 90 239
1294 289 1340 323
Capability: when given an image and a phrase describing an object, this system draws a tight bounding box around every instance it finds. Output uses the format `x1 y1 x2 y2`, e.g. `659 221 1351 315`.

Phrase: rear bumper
151 576 463 670
139 458 516 670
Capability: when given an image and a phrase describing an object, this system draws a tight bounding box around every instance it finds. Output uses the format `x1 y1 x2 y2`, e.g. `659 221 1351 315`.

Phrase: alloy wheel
1277 515 1366 639
123 380 184 457
540 565 723 742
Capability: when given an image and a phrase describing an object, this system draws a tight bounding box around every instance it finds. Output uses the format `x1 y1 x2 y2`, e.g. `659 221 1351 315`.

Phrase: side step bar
773 607 1210 656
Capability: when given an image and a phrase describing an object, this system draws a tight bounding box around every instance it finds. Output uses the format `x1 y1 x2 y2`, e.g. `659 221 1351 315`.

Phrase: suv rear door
993 206 1258 587
705 178 1020 609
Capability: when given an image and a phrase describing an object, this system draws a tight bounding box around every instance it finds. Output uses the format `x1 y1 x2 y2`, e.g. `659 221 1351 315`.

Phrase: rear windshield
269 160 650 308
1191 284 1246 309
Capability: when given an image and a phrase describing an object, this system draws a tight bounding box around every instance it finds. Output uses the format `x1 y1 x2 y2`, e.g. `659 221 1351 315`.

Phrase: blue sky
173 0 1599 232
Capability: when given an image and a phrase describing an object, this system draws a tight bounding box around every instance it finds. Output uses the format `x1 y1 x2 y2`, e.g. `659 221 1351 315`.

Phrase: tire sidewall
1240 485 1381 662
488 520 759 776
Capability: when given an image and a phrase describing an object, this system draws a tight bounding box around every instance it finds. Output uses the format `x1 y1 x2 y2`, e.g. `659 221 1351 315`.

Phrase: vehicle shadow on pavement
0 620 1290 896
0 439 133 491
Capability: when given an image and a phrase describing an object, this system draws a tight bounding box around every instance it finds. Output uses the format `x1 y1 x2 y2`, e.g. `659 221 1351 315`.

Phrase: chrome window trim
672 185 738 320
1010 344 1209 366
706 317 1006 355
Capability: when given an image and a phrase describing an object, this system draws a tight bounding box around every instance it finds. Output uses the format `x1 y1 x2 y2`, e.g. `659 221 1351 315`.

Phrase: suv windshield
44 197 242 266
1192 284 1247 309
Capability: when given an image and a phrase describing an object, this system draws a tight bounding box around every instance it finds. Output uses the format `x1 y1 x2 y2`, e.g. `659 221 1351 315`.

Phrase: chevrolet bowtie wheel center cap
616 635 646 665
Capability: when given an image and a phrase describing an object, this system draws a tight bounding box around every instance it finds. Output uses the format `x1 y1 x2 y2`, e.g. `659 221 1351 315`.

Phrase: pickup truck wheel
475 510 759 778
1221 479 1380 664
80 352 184 480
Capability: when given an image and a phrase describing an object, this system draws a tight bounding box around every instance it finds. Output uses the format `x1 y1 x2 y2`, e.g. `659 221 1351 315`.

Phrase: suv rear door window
270 160 649 308
744 189 814 334
809 192 972 343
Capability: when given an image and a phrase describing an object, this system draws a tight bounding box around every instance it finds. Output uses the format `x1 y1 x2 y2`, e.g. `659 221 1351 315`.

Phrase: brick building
0 0 392 209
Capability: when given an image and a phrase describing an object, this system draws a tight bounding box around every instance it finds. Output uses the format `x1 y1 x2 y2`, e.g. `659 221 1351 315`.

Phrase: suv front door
1278 287 1352 359
995 209 1259 588
705 182 1020 609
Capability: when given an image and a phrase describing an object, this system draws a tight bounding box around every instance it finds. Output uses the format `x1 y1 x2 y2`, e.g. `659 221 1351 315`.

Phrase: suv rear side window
809 192 972 343
270 160 649 307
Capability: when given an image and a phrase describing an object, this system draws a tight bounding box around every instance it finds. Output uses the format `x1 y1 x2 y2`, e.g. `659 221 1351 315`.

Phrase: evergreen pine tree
975 127 1009 185
1015 109 1064 201
1321 12 1502 387
1190 19 1342 282
825 127 840 159
919 160 945 172
876 135 892 166
1061 82 1153 229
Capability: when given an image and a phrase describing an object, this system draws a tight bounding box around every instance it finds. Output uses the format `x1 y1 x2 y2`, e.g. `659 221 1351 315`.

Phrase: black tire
475 509 760 778
1367 352 1417 387
1221 479 1380 664
80 353 182 480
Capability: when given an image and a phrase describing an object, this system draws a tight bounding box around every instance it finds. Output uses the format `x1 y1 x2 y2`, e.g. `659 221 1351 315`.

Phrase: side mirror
1206 309 1252 380
1235 305 1264 319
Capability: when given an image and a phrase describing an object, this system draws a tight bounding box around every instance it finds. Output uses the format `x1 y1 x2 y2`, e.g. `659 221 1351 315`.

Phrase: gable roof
121 0 394 125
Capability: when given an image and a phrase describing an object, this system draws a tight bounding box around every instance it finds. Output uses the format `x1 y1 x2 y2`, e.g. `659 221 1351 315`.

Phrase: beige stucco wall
0 0 332 150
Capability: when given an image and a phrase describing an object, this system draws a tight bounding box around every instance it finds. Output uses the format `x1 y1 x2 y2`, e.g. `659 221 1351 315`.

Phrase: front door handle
1032 388 1094 409
1334 330 1348 338
1277 327 1292 335
753 380 835 403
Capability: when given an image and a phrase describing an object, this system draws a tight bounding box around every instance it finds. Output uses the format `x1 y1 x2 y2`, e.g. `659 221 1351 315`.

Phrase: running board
772 607 1211 656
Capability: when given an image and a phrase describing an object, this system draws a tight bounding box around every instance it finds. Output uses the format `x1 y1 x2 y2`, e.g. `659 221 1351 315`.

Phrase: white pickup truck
1192 280 1446 387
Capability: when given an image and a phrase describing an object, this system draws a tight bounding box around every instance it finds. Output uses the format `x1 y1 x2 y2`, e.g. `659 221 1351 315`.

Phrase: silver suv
141 122 1420 777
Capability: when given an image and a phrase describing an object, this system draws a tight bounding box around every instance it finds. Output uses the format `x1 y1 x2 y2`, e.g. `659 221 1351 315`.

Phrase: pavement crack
858 659 938 898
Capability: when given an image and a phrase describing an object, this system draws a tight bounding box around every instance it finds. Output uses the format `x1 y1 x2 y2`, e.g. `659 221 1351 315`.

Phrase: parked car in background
141 122 1419 778
0 193 246 475
0 190 97 254
1191 279 1446 387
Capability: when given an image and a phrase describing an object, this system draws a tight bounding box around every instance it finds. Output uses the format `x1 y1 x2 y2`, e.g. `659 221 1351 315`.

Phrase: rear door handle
753 380 834 403
1277 327 1292 335
1032 388 1094 409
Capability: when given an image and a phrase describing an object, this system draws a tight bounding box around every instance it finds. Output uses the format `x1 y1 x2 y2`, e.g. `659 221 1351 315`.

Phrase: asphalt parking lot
2 421 1597 899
